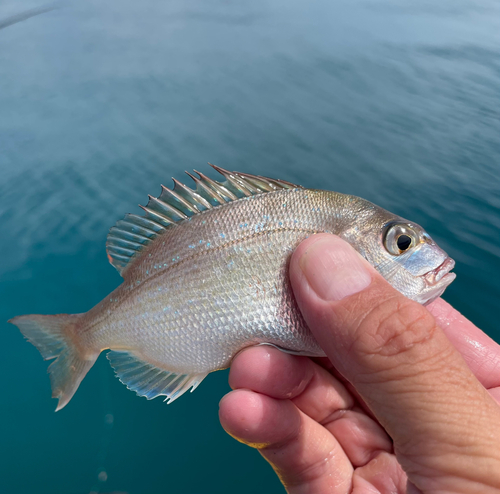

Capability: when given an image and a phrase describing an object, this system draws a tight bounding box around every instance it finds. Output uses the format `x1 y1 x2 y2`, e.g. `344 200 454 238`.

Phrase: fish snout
423 257 455 286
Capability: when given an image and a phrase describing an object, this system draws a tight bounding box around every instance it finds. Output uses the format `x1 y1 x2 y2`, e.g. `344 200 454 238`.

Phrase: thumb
289 234 500 493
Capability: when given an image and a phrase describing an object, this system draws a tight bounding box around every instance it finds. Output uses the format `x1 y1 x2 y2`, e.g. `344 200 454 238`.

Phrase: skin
219 234 500 494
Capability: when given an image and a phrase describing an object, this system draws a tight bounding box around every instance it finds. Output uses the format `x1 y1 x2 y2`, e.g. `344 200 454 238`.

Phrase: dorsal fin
105 165 301 275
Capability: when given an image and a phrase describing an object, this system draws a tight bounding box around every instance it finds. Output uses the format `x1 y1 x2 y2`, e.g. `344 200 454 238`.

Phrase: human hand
219 234 500 493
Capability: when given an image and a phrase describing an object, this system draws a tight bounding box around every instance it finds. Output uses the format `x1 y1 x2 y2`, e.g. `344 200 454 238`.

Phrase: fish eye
384 223 416 255
397 234 412 251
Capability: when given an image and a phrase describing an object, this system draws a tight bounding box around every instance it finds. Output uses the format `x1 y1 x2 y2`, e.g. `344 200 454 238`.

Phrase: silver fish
9 165 456 410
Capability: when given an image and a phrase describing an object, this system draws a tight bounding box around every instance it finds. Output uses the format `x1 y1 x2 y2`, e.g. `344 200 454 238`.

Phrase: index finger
428 298 500 390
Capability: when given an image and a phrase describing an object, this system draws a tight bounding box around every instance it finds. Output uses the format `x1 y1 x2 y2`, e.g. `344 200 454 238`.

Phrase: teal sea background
0 0 499 493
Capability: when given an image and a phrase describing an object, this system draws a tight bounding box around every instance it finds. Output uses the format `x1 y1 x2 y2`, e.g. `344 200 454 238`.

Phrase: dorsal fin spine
225 177 252 197
106 165 300 276
185 172 226 206
147 195 187 221
209 165 253 198
173 178 213 211
234 174 275 191
160 182 200 216
195 170 238 201
232 175 261 194
169 181 200 213
235 171 299 190
139 205 176 228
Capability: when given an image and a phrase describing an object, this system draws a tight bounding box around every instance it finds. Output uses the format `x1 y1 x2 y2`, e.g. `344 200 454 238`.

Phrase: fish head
343 206 456 305
378 220 455 305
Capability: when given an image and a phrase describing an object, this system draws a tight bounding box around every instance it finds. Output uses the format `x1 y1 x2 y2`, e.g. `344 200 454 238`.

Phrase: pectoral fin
107 351 206 404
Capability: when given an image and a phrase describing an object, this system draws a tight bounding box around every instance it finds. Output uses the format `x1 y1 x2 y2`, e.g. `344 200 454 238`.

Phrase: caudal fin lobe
8 313 98 411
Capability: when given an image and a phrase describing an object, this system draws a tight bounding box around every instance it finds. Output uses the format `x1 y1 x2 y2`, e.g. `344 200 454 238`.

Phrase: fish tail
9 313 98 411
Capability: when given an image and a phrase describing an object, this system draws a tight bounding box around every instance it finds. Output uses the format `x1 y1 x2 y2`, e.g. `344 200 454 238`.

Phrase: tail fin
9 313 98 411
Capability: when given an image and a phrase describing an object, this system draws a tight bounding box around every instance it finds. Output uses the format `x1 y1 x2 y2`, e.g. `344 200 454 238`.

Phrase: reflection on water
0 0 498 493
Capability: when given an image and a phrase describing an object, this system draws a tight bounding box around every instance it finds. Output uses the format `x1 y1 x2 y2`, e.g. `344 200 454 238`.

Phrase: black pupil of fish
397 234 412 251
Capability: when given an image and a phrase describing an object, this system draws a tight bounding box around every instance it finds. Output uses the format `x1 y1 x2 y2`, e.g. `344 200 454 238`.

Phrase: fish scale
9 166 455 410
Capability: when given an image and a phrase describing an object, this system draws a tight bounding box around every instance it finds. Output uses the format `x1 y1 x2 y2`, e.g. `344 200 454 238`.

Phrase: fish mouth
418 257 456 306
423 257 455 287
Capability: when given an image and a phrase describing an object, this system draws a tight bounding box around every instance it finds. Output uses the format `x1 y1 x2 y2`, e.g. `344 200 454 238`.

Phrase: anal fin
107 351 206 404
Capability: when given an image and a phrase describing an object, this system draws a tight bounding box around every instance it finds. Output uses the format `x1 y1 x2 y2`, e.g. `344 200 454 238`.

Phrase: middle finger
229 346 393 465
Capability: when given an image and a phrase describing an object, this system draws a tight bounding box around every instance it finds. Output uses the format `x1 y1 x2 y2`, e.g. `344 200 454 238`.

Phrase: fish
9 165 456 411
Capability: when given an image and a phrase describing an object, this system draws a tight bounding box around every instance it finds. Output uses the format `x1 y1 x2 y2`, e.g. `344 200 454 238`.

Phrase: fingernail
299 236 372 301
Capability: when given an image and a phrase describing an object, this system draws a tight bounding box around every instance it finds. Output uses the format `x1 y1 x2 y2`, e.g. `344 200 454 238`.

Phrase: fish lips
419 257 456 305
423 257 456 285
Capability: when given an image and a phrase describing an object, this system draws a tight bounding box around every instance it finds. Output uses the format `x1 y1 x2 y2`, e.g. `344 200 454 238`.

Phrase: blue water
0 0 499 493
